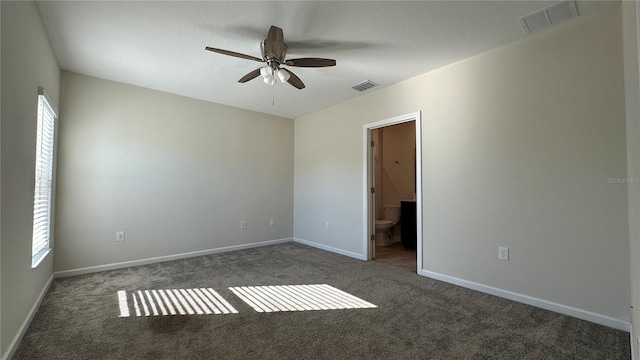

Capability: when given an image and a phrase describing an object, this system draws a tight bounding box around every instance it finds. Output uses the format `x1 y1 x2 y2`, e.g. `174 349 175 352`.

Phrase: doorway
363 112 422 274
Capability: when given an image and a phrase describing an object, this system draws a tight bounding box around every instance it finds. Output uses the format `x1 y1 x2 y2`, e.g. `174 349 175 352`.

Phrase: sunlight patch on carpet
118 288 238 317
228 284 377 313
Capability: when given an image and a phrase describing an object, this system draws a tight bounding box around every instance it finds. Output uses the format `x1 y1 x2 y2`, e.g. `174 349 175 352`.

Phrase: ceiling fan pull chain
272 82 275 106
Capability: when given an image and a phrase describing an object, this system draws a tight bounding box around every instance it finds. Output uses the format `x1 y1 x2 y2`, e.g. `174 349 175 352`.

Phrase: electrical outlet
240 221 247 229
325 221 330 230
270 218 275 226
498 246 509 261
116 231 125 242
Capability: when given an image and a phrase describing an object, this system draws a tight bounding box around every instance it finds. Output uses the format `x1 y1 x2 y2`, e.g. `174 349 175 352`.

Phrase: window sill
32 248 51 268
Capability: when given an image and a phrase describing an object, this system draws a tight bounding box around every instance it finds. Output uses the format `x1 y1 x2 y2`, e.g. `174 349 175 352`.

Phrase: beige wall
372 128 383 218
54 72 294 271
1 1 60 356
379 122 416 207
294 6 630 322
623 1 640 356
1 1 3 351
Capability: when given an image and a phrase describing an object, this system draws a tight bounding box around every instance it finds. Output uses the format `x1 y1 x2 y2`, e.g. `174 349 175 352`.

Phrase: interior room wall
379 122 416 207
622 1 640 356
294 6 630 323
1 1 60 357
373 128 383 219
54 72 294 272
1 1 3 353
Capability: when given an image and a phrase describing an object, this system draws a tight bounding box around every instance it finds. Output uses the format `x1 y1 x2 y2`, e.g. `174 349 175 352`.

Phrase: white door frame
362 111 423 273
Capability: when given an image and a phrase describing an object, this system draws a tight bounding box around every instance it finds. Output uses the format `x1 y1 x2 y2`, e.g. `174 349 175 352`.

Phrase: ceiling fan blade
263 26 286 60
238 68 262 83
285 58 336 67
205 47 263 63
282 69 305 89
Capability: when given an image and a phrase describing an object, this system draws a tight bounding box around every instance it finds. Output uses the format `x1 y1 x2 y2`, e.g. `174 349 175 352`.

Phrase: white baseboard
419 269 630 332
1 274 54 360
54 238 293 278
293 237 366 260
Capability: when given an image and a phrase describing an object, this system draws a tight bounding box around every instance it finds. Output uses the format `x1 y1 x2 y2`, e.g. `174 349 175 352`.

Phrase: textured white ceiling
36 1 617 119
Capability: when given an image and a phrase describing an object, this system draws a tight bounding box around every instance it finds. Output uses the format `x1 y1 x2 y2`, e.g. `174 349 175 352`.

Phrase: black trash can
400 200 417 250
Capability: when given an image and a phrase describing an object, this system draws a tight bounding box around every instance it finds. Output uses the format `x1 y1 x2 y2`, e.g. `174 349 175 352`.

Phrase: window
32 87 57 268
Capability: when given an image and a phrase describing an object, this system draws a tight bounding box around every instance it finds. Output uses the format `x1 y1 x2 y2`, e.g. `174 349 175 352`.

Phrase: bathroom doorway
363 112 422 274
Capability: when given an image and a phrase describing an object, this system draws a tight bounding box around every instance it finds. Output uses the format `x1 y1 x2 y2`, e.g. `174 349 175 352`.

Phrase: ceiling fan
206 26 336 90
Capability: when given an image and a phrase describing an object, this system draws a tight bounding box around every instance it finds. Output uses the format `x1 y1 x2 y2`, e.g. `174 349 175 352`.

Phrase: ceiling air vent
351 80 379 92
518 0 578 34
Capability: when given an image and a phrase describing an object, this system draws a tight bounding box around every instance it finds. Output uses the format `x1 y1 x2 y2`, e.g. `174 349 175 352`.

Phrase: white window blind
32 88 57 267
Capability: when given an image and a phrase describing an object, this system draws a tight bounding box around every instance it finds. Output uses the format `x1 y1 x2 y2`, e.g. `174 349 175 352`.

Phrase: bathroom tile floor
374 241 417 272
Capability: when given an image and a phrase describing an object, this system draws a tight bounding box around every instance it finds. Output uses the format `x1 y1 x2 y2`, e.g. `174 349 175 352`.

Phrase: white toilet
375 204 400 246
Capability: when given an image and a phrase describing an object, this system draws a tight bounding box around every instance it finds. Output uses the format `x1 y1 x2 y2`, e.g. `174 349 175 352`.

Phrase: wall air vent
518 0 578 34
351 80 379 92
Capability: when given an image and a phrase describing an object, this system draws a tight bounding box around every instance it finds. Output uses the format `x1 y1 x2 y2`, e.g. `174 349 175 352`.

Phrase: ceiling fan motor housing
261 40 287 67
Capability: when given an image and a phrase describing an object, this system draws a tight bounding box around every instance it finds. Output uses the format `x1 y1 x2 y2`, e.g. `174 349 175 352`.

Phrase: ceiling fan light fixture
260 66 273 79
277 69 290 83
263 75 276 85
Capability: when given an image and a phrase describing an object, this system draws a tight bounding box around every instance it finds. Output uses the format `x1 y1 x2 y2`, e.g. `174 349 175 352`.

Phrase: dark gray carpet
14 243 630 359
